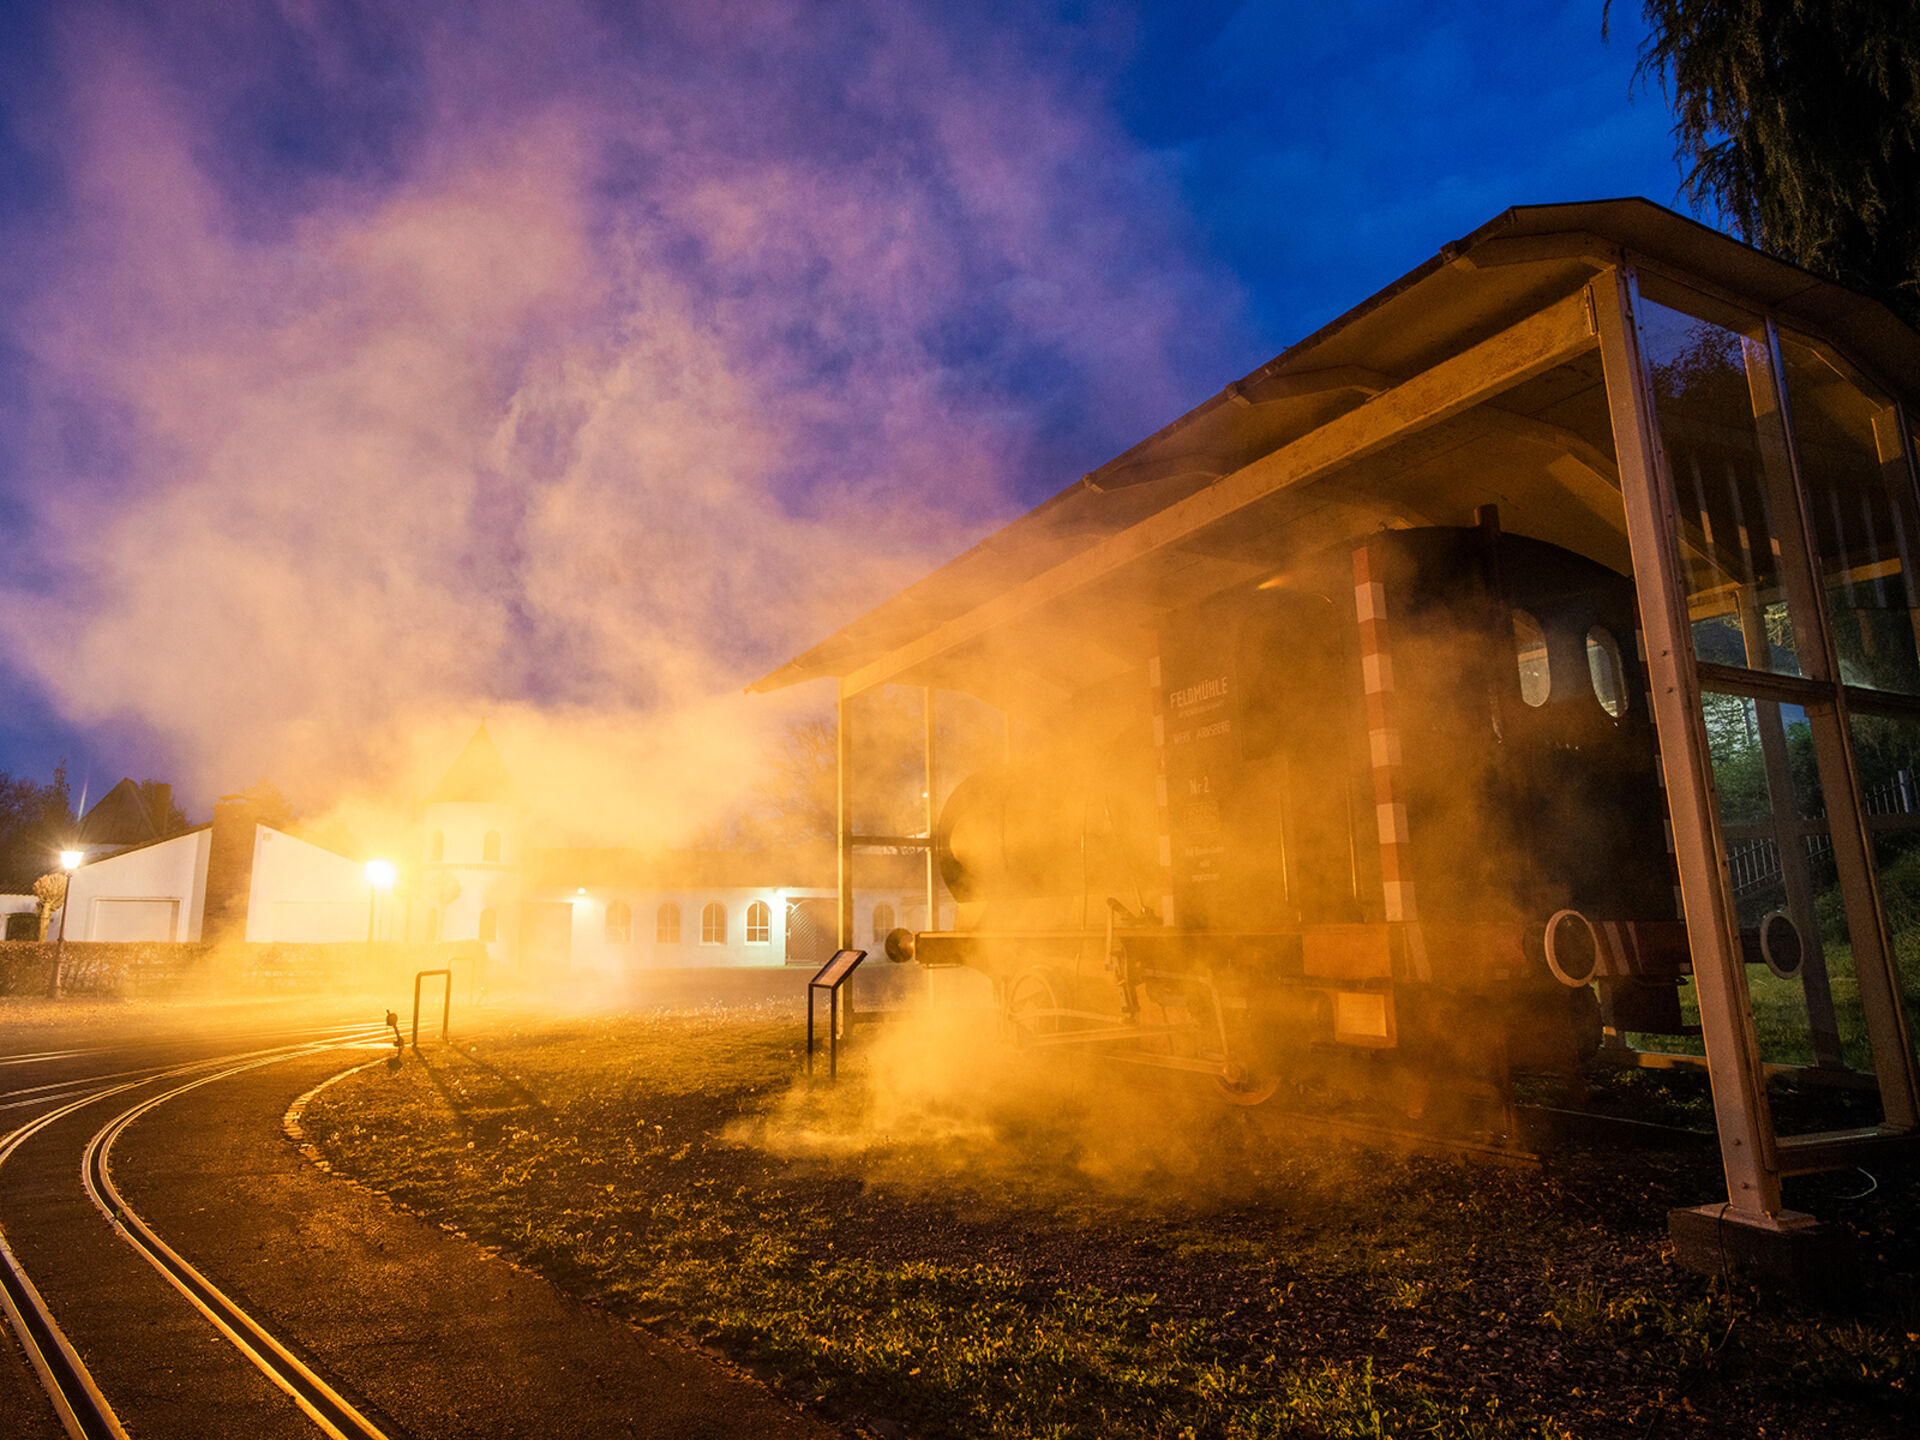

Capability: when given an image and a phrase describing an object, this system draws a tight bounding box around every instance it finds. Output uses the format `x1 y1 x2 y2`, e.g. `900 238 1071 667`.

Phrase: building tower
419 723 524 966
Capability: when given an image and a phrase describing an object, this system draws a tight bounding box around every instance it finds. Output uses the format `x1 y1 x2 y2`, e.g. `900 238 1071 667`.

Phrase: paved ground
1 1016 850 1440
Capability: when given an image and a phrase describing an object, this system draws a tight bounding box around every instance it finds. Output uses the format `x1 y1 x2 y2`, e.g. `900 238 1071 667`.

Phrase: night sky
0 1 1688 823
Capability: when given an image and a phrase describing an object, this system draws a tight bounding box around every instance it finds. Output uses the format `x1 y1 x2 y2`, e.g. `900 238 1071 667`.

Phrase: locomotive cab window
1586 627 1629 718
1513 610 1550 706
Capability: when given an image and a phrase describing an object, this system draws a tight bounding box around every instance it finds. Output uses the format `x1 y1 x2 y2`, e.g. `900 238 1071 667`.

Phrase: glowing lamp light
59 850 84 871
576 887 586 895
366 859 397 890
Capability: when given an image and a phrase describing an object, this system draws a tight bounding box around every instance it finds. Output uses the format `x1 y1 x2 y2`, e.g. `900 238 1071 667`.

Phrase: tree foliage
0 765 76 892
32 870 67 925
136 778 190 834
1619 0 1920 322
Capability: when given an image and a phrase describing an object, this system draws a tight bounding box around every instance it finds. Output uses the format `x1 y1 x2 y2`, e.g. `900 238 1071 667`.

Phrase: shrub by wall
0 939 487 998
0 941 211 997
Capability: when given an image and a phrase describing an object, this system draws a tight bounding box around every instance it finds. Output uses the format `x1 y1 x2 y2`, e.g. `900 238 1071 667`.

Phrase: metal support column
1736 333 1848 1068
1734 600 1845 1069
1593 266 1784 1220
836 683 856 1023
923 686 938 932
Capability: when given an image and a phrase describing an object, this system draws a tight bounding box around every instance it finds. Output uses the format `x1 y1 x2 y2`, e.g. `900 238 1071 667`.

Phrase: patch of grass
1541 1285 1724 1372
301 1008 1919 1439
1791 1319 1918 1400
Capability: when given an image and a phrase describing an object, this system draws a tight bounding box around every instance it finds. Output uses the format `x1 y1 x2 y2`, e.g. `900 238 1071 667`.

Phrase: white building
3 893 43 941
415 722 524 957
56 795 372 944
524 846 930 977
410 724 930 976
44 725 937 976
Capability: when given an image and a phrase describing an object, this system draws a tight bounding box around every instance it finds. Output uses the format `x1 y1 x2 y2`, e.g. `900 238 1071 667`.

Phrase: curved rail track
0 1023 394 1440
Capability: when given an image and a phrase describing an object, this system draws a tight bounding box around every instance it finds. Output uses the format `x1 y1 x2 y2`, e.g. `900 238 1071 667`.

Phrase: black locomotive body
901 521 1697 1114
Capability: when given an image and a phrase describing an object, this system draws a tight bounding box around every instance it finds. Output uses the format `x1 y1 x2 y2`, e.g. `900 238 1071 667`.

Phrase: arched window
701 902 727 945
1513 610 1551 707
657 902 682 944
425 910 439 942
606 900 632 943
429 830 444 862
745 901 771 945
483 830 502 862
872 902 895 942
478 907 498 943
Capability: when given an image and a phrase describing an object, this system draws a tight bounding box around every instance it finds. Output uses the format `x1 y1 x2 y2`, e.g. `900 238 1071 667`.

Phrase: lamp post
47 849 83 999
365 859 396 943
363 859 396 994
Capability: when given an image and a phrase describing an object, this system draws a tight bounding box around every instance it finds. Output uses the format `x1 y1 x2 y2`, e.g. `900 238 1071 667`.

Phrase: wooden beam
1446 231 1620 271
1472 406 1618 479
1595 264 1783 1219
841 287 1598 697
1227 365 1396 405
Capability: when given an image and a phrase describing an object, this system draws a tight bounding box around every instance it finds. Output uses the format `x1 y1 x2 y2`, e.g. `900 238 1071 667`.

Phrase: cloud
0 0 1244 831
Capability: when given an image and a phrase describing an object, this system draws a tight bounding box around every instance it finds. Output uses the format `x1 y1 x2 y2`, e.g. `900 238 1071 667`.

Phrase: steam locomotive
887 513 1707 1122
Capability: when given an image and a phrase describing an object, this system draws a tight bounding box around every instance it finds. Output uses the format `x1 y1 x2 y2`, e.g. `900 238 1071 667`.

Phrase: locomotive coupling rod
1103 1050 1236 1079
1022 1021 1203 1047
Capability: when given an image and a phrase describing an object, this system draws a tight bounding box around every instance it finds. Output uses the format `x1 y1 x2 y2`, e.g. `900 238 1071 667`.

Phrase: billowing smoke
0 0 1244 835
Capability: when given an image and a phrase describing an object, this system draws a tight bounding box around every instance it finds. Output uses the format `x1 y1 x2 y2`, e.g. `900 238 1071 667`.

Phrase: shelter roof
426 724 520 806
751 198 1920 706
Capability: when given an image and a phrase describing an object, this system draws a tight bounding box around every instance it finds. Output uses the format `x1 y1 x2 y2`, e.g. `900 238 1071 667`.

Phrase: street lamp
47 849 84 999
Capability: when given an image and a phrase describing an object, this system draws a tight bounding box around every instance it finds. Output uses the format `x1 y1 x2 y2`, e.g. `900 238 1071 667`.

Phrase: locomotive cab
911 522 1694 1119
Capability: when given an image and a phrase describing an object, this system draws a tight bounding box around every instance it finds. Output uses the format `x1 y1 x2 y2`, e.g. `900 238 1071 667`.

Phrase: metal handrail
412 969 452 1050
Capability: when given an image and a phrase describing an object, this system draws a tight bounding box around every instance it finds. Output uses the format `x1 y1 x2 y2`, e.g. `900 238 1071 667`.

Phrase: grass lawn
297 1005 1918 1440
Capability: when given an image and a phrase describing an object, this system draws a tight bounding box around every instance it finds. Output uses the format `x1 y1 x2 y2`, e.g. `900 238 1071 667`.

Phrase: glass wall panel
1703 689 1883 1130
1779 332 1920 694
1638 295 1806 674
1845 709 1920 1061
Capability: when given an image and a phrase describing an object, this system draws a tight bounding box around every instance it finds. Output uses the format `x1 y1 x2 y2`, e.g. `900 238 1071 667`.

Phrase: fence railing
1725 766 1918 900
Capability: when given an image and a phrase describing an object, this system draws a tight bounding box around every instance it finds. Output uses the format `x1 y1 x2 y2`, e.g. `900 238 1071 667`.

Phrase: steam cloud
1 0 1244 838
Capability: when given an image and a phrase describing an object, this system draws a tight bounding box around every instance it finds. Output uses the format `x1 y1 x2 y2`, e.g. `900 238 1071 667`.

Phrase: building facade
46 723 935 975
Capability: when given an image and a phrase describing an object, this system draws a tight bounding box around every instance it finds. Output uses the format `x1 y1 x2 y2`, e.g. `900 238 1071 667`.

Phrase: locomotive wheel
1004 966 1066 1045
1214 1066 1280 1107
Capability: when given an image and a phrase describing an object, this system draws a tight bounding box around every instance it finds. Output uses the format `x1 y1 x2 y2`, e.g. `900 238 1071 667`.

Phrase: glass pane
1513 609 1550 707
1846 710 1920 1064
1586 626 1629 717
1639 295 1804 675
1703 690 1883 1131
1779 331 1920 694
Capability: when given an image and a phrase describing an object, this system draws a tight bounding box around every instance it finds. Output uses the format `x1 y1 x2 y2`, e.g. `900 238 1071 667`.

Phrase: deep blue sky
0 1 1690 815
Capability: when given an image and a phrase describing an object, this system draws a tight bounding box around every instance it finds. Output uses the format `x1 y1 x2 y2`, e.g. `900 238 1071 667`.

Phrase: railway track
0 1023 393 1440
